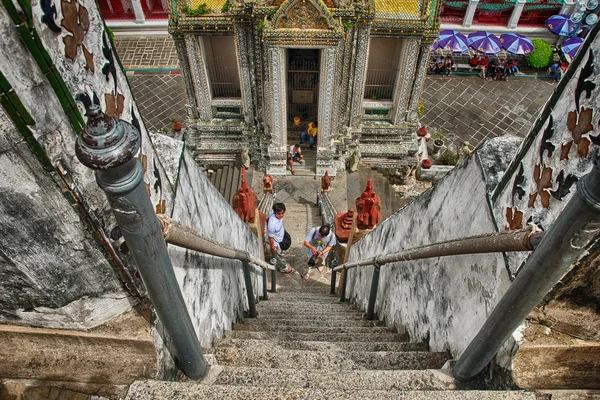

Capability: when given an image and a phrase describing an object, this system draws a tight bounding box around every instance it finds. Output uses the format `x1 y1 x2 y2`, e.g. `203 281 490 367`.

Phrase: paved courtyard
117 37 557 148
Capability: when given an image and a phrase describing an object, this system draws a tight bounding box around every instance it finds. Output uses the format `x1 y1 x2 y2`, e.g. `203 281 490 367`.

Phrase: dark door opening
287 49 320 130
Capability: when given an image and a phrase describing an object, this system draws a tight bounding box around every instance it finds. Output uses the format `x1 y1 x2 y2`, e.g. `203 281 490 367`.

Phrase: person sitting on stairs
302 223 336 282
288 144 303 175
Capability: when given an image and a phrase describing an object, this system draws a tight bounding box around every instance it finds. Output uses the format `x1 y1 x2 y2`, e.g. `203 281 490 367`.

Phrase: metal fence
363 58 397 101
207 56 241 98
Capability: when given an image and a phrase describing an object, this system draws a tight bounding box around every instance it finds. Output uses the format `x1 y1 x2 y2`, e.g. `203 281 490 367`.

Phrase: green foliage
526 39 553 69
417 100 424 117
258 19 265 30
266 8 276 20
106 26 115 43
343 21 351 32
221 0 229 12
182 3 210 16
438 149 459 166
432 128 446 142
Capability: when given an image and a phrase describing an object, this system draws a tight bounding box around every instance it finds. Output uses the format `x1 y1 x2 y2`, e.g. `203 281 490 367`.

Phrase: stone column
406 41 431 123
508 0 527 29
391 39 419 125
185 35 212 122
560 0 576 15
130 0 145 23
173 37 198 119
463 0 479 27
317 46 337 178
234 24 255 127
348 23 371 127
266 46 287 177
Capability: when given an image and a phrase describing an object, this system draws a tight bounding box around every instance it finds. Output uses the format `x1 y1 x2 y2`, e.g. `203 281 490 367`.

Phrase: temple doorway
287 48 320 175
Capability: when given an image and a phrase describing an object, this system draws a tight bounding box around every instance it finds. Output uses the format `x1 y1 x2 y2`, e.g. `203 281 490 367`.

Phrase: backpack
279 231 292 251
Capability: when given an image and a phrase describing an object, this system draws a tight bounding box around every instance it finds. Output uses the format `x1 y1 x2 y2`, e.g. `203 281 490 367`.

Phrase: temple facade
169 0 441 176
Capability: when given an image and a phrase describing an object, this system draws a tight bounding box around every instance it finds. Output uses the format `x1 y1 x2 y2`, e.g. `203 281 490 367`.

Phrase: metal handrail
332 229 543 272
454 151 600 382
156 214 275 271
76 105 208 380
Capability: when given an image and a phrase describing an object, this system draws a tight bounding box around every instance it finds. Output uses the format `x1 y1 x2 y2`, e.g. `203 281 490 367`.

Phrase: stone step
232 324 395 334
206 366 456 391
257 300 359 310
127 381 542 399
212 338 427 352
252 311 366 321
205 347 448 370
224 330 407 342
240 317 385 328
253 305 364 316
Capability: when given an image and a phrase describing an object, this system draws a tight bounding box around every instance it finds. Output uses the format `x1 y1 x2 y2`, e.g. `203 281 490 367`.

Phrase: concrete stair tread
224 331 408 342
126 381 541 399
231 325 396 334
204 347 448 370
206 366 457 391
212 338 426 352
239 318 385 328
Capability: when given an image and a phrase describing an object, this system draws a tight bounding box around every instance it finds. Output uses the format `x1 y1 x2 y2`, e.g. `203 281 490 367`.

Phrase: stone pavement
115 36 557 149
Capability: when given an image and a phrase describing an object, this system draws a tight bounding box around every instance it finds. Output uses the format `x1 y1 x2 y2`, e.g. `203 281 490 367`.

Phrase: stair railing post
454 149 600 382
366 265 380 320
340 269 348 302
262 268 268 300
270 268 277 292
75 105 207 380
330 269 337 295
242 261 258 317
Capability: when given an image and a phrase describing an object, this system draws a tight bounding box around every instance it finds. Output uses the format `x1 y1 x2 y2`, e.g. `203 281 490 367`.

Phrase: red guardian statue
263 174 273 193
321 170 331 191
355 179 381 229
334 208 355 243
233 168 258 223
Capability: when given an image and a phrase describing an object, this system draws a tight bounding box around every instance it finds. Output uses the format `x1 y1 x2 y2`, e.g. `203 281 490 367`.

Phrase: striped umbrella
500 32 534 55
546 14 577 36
437 30 469 54
561 37 584 58
467 31 502 55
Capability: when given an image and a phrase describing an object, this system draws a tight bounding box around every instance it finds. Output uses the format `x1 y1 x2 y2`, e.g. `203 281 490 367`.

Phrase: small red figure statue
355 179 381 229
321 170 331 191
233 168 258 223
263 174 273 193
334 209 355 243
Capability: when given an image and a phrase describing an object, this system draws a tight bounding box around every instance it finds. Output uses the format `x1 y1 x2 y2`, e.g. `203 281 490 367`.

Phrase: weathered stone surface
512 323 600 390
126 381 542 399
0 321 156 385
345 151 512 366
0 379 127 399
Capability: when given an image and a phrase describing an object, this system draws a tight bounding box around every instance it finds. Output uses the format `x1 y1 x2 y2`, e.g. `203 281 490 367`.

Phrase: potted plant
432 129 446 154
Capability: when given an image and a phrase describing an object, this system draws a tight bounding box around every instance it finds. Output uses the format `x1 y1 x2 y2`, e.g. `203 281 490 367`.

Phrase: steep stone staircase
126 278 541 398
125 182 542 399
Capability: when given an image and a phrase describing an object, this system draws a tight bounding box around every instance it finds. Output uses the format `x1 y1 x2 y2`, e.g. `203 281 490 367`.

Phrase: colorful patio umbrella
561 37 584 58
546 14 577 36
432 38 440 51
437 30 469 54
467 31 502 55
500 32 534 55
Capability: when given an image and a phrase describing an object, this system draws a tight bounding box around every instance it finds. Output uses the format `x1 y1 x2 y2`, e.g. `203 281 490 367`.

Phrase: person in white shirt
302 223 336 281
267 202 293 273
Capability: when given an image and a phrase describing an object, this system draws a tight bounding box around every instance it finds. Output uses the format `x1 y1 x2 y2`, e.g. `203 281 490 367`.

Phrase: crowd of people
429 55 455 76
429 53 524 81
